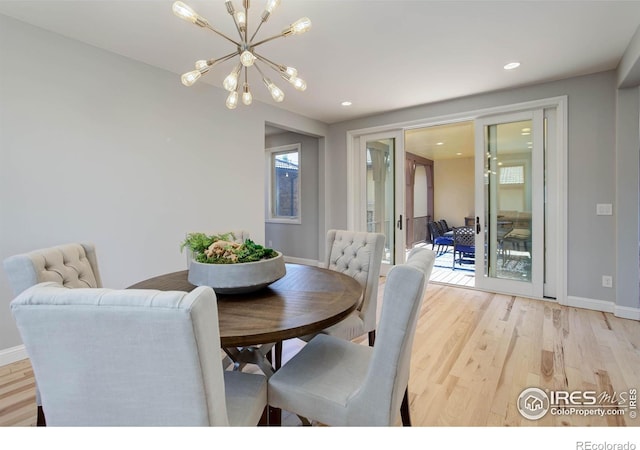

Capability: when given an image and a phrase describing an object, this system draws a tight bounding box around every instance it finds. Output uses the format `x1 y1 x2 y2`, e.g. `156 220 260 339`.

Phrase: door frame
349 130 406 272
346 96 568 304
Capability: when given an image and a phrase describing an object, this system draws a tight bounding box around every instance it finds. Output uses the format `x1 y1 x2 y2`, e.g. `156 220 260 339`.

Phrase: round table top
128 263 363 347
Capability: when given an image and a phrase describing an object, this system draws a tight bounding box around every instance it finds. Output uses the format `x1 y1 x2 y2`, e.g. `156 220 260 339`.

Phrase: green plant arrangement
181 232 278 264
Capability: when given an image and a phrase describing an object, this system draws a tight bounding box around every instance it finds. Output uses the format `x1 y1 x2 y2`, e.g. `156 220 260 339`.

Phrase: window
499 165 524 184
266 144 301 224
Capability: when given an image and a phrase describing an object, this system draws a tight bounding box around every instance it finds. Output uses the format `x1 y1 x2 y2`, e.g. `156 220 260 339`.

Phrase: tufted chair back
3 243 102 296
322 230 385 345
3 242 103 426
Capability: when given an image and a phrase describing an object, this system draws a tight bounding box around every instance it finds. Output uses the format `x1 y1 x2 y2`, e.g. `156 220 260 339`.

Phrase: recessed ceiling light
522 127 531 132
504 62 521 70
436 142 444 146
341 101 352 107
521 132 530 136
456 152 462 156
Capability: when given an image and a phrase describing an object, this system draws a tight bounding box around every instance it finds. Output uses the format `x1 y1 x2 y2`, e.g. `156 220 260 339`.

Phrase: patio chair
428 221 453 255
452 227 475 269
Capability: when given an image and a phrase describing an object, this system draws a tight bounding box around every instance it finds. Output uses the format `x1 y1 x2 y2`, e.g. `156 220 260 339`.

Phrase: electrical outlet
268 240 273 247
602 275 613 288
596 203 613 215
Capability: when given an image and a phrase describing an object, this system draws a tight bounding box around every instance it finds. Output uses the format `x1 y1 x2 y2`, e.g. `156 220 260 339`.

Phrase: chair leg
275 341 283 370
37 405 46 426
400 388 411 426
368 330 376 347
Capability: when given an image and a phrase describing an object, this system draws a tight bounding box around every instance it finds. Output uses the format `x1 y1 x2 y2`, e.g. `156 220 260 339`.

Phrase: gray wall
265 131 320 261
0 15 328 351
326 70 636 311
615 87 640 310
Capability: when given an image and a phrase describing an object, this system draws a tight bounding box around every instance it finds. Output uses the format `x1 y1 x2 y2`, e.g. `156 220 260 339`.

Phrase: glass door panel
358 131 405 273
366 138 395 265
475 111 543 298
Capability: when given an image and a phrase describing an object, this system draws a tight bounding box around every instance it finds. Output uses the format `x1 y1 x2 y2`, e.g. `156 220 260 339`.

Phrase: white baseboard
566 296 640 320
283 256 320 267
614 305 640 321
566 296 615 313
0 345 28 367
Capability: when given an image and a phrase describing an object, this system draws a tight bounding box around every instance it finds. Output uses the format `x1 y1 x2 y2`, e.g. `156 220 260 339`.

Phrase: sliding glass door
474 110 544 297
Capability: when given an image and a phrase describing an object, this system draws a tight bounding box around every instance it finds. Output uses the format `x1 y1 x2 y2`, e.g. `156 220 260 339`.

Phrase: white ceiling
406 121 475 160
1 0 640 124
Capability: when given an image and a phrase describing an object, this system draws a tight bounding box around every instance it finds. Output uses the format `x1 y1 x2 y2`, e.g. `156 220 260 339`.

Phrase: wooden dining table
128 263 362 348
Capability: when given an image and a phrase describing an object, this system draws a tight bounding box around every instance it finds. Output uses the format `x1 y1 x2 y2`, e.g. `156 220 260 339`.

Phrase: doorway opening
404 120 476 287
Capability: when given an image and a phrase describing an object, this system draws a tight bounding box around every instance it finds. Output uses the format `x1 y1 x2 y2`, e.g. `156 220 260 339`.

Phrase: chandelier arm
215 50 242 65
254 62 268 81
249 20 266 43
244 0 249 44
251 31 285 48
231 19 244 41
225 0 245 41
254 53 285 73
204 24 241 47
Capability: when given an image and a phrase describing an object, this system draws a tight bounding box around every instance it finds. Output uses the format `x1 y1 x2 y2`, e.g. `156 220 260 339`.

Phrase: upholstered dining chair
268 247 435 426
316 229 385 346
3 242 103 426
10 283 267 426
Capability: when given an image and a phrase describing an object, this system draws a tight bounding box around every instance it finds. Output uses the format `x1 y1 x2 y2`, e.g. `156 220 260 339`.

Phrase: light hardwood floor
1 281 638 427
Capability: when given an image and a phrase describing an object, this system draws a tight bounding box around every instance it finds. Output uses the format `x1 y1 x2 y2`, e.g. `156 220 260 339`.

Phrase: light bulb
289 76 307 91
290 17 312 35
173 2 196 21
181 70 201 86
226 91 239 109
285 66 297 77
242 83 253 105
172 1 206 26
235 11 246 29
267 82 284 102
223 67 240 91
240 50 256 67
265 0 280 14
195 60 209 71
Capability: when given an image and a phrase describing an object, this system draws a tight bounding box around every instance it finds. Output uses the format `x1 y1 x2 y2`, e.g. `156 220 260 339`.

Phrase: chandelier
172 0 311 109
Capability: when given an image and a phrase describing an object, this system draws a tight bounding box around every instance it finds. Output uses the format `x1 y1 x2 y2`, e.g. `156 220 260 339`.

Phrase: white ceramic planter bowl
188 252 286 294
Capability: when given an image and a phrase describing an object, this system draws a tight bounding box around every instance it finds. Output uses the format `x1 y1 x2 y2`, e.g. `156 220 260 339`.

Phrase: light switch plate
596 203 613 216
